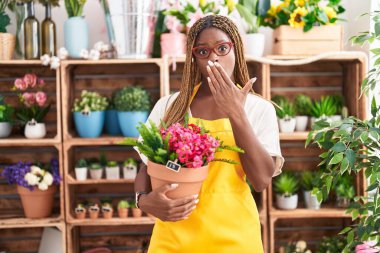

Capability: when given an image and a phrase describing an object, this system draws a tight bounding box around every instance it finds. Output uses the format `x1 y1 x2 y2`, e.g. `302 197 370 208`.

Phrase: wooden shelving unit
0 61 65 252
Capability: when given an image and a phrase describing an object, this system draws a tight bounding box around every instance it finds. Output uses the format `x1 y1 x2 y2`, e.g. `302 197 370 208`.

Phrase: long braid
162 15 261 126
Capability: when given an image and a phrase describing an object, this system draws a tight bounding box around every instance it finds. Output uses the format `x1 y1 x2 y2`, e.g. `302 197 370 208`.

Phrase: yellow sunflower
289 7 308 28
226 0 236 13
267 5 277 17
276 2 286 13
324 6 337 20
295 0 307 7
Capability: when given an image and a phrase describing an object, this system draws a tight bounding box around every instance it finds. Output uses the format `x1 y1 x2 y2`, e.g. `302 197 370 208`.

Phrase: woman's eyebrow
195 39 228 46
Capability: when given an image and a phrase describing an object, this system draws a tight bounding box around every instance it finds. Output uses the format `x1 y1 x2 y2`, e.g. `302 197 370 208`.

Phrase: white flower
50 56 60 69
318 0 328 8
38 182 48 191
30 165 43 175
43 172 54 186
58 47 68 60
80 49 89 59
40 54 51 66
94 41 105 52
305 250 312 253
89 49 100 60
101 44 111 52
25 173 39 186
296 241 307 251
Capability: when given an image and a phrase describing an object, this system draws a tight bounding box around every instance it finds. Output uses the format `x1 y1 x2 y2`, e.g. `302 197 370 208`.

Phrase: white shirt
134 92 284 177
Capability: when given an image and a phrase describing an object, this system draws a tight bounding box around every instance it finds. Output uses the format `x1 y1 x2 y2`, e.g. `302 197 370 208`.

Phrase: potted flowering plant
105 161 119 180
262 0 345 55
122 158 138 180
1 158 61 218
117 200 129 218
72 90 108 138
74 202 86 219
121 115 244 199
0 95 14 138
13 73 50 139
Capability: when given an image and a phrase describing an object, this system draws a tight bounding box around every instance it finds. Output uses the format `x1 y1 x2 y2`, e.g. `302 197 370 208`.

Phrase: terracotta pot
17 185 56 218
82 248 111 253
118 208 129 218
75 209 86 219
147 161 209 199
89 207 100 219
132 208 142 218
102 209 113 219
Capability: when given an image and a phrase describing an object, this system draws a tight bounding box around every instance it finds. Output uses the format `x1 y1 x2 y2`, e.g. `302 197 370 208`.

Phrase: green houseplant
64 0 88 58
72 90 108 138
306 11 380 251
89 162 103 180
75 158 88 181
105 160 120 180
101 200 113 219
279 240 312 253
122 157 138 180
272 95 296 133
115 86 151 137
316 236 346 253
294 94 312 131
105 92 122 136
274 172 299 210
334 173 355 208
74 202 86 219
117 200 129 218
129 200 142 218
0 95 14 138
301 171 321 210
0 0 16 60
310 96 337 127
235 0 270 56
88 202 100 219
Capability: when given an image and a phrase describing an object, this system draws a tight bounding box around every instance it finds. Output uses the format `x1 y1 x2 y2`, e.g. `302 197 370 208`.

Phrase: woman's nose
208 51 219 62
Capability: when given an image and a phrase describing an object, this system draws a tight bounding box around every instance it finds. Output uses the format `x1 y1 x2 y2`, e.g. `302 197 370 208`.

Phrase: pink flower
187 9 205 30
35 92 47 107
356 242 380 253
165 16 183 33
38 79 45 87
14 78 28 91
22 92 36 107
23 74 37 88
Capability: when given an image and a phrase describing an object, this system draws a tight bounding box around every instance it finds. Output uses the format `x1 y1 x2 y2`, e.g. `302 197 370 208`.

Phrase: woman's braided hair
162 14 260 126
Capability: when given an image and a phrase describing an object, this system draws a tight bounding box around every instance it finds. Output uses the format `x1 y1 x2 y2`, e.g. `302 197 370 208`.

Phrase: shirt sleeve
254 102 284 177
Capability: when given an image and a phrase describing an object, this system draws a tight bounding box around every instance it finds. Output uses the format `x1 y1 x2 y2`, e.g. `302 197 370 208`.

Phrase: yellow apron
148 84 263 253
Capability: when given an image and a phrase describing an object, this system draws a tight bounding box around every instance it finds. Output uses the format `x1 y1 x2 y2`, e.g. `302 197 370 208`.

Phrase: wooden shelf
0 137 61 146
64 136 133 146
0 217 63 229
0 60 44 65
270 207 351 219
67 175 134 185
266 52 367 61
67 217 156 226
279 131 310 141
61 58 162 66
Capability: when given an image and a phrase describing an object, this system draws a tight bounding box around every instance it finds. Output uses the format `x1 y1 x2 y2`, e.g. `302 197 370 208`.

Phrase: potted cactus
72 90 108 138
310 96 337 127
272 95 296 133
88 202 100 219
122 158 138 180
117 200 129 218
130 200 142 218
101 201 113 219
105 160 120 180
74 203 86 219
105 93 122 136
274 172 299 210
0 95 14 138
301 171 321 210
294 94 312 132
89 162 103 180
334 173 355 208
75 158 88 181
114 86 151 137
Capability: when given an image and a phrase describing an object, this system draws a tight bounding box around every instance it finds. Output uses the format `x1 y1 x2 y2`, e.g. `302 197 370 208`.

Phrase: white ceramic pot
336 196 351 208
295 116 308 132
106 166 120 180
310 115 329 128
24 120 46 139
0 122 12 138
75 167 88 181
303 191 321 210
123 164 137 180
276 194 298 210
330 115 342 122
90 169 103 180
278 118 296 133
245 33 265 57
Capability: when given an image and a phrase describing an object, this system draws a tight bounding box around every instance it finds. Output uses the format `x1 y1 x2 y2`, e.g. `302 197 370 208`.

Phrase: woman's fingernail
207 77 211 82
215 62 220 67
194 199 199 204
171 183 178 188
192 206 196 210
184 216 189 219
208 60 214 66
206 65 211 72
193 194 198 199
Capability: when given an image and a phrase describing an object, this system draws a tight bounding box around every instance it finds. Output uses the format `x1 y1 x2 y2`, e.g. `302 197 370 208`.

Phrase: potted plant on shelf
334 173 355 208
294 94 312 132
274 171 299 210
262 0 345 55
72 90 108 138
0 95 14 138
122 158 138 180
13 73 51 139
114 86 151 137
316 236 346 253
130 200 142 218
64 0 88 58
121 115 244 199
279 240 312 253
1 158 61 218
235 0 270 56
0 0 16 60
272 95 296 133
89 162 103 180
105 160 120 180
117 200 129 218
105 93 122 136
101 200 113 219
330 95 346 122
74 203 86 219
75 158 88 181
88 202 100 219
301 171 321 210
310 96 337 127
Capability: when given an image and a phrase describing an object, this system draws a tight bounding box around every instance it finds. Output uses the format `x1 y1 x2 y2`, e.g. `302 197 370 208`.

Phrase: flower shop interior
0 0 380 253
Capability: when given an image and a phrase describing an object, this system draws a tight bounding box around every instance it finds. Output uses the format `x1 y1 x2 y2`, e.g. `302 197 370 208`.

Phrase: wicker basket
0 33 16 60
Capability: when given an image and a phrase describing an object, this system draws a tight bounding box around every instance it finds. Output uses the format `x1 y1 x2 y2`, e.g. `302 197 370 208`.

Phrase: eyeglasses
192 42 234 59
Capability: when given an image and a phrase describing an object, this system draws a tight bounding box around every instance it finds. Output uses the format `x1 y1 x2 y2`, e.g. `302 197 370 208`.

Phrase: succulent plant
310 96 337 118
117 200 129 209
89 163 102 170
274 172 299 197
106 161 118 167
272 95 296 119
76 159 87 168
114 86 151 112
123 158 138 167
72 90 108 113
301 171 320 191
334 174 355 200
294 94 313 116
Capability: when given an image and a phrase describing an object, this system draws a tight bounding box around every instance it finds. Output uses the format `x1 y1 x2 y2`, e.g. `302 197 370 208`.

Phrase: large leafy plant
273 172 299 197
0 96 14 123
310 96 337 118
72 90 108 113
235 0 270 34
306 11 380 251
0 0 11 33
316 236 346 253
114 86 151 112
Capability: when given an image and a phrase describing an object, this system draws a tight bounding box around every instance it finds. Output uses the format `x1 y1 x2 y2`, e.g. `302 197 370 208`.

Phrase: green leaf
345 149 356 168
375 22 380 37
339 227 352 235
329 152 344 165
331 142 346 152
